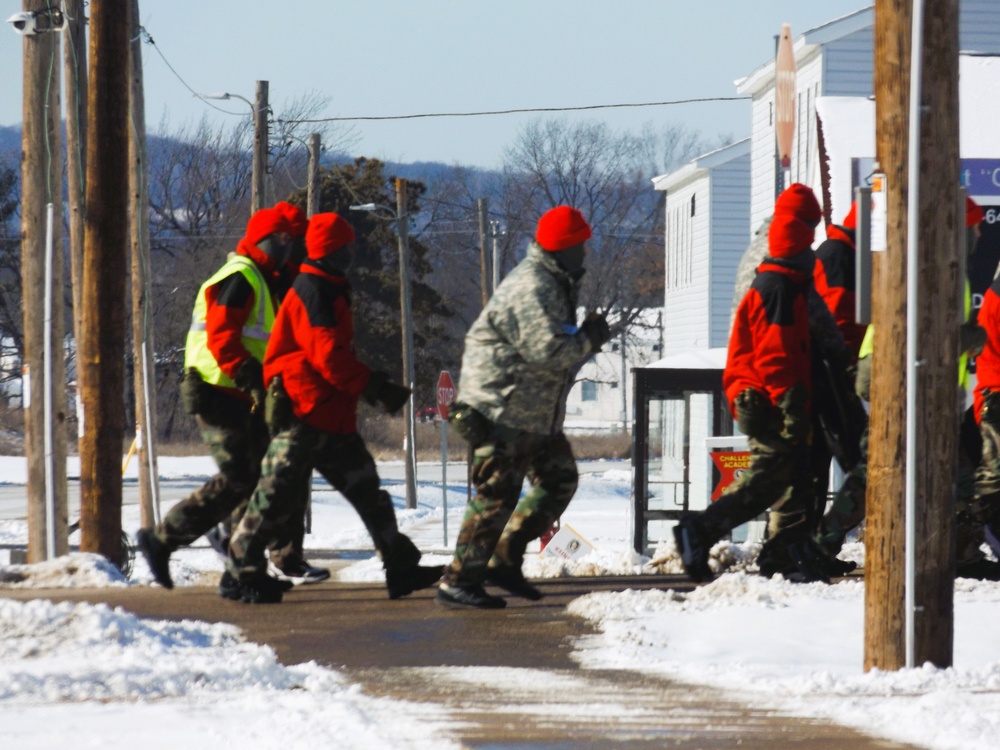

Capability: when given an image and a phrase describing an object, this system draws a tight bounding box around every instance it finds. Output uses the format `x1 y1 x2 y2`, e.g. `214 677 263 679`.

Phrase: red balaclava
274 201 309 238
967 196 985 228
842 201 858 230
768 183 821 259
306 212 356 260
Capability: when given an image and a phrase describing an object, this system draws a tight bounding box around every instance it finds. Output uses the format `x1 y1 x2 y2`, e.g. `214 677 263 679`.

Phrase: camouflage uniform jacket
457 241 593 435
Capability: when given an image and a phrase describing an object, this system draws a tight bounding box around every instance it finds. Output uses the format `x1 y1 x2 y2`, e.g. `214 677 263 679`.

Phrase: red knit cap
967 196 985 228
306 212 356 260
535 206 592 251
768 184 821 259
842 201 857 230
274 201 309 237
245 207 293 246
773 183 822 226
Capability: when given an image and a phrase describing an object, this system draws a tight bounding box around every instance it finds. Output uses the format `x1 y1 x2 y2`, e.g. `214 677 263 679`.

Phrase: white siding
748 93 776 231
663 180 711 353
822 27 875 96
708 156 751 347
793 53 823 187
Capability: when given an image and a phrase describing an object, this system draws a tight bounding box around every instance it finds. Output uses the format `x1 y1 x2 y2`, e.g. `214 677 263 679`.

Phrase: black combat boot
672 515 714 583
435 583 507 609
239 572 294 604
485 564 543 600
385 565 445 599
218 570 242 601
137 528 174 589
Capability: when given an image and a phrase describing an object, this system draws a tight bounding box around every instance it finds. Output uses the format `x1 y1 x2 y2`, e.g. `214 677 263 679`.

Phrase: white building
735 0 1000 228
652 139 750 356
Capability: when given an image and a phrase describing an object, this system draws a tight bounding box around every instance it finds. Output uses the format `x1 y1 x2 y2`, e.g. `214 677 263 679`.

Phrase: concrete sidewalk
3 573 920 750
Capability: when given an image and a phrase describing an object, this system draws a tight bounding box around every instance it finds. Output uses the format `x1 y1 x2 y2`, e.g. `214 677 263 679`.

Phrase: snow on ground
1 457 1000 749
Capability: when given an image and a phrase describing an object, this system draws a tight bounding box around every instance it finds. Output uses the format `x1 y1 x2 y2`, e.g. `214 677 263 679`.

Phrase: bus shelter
630 349 738 555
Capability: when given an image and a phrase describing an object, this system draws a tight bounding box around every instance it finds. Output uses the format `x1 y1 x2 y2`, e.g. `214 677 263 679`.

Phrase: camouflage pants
963 392 1000 562
815 421 869 555
211 474 308 569
701 428 813 546
228 423 420 580
444 430 578 587
155 390 270 551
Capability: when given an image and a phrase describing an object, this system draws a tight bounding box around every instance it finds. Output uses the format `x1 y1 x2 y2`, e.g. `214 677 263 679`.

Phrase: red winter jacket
974 280 1000 422
263 262 373 433
724 259 812 415
203 239 282 403
814 224 865 360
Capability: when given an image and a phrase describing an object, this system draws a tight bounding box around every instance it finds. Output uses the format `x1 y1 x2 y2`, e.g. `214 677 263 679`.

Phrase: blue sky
1 1 870 169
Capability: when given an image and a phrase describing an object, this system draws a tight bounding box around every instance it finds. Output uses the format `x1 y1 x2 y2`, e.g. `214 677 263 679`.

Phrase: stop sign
436 370 455 420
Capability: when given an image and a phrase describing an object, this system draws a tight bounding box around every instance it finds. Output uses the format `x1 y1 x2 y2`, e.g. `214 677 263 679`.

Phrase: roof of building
734 6 874 95
651 138 751 192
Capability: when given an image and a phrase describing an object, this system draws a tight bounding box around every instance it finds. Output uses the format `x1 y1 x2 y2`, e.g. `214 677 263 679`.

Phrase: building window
581 381 597 401
690 194 696 217
666 201 694 291
611 382 619 390
611 342 619 352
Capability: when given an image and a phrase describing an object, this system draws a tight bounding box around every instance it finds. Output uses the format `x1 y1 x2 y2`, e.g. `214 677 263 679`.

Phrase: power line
138 26 246 116
280 97 750 124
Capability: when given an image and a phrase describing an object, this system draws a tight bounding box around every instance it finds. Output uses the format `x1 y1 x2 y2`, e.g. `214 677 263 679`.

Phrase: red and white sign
436 370 455 420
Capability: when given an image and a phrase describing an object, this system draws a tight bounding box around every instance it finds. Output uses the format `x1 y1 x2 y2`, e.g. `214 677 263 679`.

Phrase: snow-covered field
2 456 1000 749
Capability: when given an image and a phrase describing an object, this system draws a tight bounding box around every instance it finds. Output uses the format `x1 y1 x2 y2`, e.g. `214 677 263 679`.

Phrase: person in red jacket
203 201 330 585
674 184 830 584
137 207 293 593
813 202 865 362
226 212 443 603
962 198 1000 575
262 200 330 584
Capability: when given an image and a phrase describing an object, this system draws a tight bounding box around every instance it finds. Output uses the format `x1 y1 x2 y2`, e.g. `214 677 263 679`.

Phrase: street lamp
196 80 269 213
350 179 418 509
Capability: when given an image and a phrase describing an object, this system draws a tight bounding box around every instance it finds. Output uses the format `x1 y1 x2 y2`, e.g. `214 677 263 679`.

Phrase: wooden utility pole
396 178 417 510
20 0 68 561
63 0 87 426
251 80 269 213
306 133 321 218
128 0 160 529
80 0 130 567
866 0 960 670
477 198 489 306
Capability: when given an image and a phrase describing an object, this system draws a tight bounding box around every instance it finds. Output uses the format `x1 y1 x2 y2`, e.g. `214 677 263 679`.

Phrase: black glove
777 384 809 445
960 322 986 357
234 358 266 413
734 388 771 437
362 370 389 405
264 375 295 436
180 367 210 415
581 311 611 352
376 381 411 415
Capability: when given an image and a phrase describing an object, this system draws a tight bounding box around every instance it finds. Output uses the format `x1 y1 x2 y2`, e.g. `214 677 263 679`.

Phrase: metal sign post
436 371 456 547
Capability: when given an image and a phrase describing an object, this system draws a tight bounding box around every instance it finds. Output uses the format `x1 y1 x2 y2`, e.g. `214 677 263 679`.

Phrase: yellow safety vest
959 280 972 391
184 253 275 387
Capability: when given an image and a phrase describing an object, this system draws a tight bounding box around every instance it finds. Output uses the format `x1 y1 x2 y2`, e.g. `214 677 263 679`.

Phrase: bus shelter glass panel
642 391 716 550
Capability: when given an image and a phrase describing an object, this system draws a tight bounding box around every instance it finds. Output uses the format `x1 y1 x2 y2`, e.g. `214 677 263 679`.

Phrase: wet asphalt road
3 572 920 750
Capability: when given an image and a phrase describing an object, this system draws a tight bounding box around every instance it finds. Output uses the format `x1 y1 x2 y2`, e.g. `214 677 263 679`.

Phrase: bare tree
500 119 722 344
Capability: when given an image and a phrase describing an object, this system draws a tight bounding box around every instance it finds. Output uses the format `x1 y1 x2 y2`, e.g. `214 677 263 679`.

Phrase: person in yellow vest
137 207 294 600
